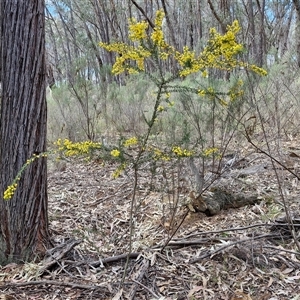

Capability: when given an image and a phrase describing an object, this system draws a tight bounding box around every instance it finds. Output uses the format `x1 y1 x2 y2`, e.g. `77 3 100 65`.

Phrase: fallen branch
161 237 230 248
262 245 300 256
177 222 300 240
190 233 280 263
128 258 150 299
40 238 82 273
131 279 161 299
88 252 140 267
0 279 106 291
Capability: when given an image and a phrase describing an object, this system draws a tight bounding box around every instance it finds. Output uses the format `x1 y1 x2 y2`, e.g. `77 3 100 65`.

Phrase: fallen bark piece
190 188 260 216
270 213 300 236
40 238 82 273
128 258 150 300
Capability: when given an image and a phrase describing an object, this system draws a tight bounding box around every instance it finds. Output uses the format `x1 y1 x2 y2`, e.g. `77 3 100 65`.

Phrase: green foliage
5 10 266 202
4 153 48 200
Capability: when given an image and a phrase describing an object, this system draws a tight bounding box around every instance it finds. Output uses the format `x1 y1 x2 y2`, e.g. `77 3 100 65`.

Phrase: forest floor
1 136 300 300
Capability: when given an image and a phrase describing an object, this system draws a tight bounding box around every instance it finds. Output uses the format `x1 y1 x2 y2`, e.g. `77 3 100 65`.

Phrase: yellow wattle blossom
175 46 201 77
202 70 208 78
167 101 175 107
203 147 219 157
99 42 151 75
112 163 126 179
111 149 121 157
151 29 164 47
54 139 101 157
173 20 248 77
160 51 169 60
157 105 164 112
151 147 170 161
172 146 194 157
3 151 49 200
249 64 268 76
151 10 166 48
127 67 139 74
3 183 18 200
228 79 244 101
124 137 138 147
100 13 267 81
129 18 148 41
206 87 215 99
198 89 206 97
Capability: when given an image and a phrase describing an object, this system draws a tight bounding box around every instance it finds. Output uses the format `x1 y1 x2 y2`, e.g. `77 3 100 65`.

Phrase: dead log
190 188 260 216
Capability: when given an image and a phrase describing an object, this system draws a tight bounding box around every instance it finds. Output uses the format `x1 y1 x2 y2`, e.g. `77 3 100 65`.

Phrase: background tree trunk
293 0 300 67
0 0 49 264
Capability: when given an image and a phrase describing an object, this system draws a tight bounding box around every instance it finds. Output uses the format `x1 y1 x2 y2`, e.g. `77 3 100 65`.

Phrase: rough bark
190 188 260 216
256 0 266 67
0 0 49 264
293 0 300 67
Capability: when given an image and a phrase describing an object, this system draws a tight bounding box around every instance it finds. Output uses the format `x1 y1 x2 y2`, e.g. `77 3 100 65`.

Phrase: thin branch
88 252 140 267
128 259 150 299
245 130 300 180
130 0 155 29
164 237 231 247
0 280 106 290
244 76 300 253
131 279 161 299
207 0 226 32
160 208 189 252
177 222 277 240
190 233 280 263
262 245 300 256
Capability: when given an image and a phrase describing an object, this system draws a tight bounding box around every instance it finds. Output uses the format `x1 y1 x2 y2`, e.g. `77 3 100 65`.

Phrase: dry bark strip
270 214 300 234
191 187 260 216
127 258 150 300
88 252 140 267
189 233 280 263
40 238 82 273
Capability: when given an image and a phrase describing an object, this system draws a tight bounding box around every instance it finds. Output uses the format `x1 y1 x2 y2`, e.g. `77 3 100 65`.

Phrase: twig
122 166 140 285
40 238 82 273
130 0 155 28
128 258 150 299
245 103 300 253
277 254 300 269
161 208 189 252
274 254 299 269
88 252 140 267
162 237 231 247
176 223 274 240
131 279 161 299
245 131 300 180
190 233 280 263
0 280 105 290
262 245 300 256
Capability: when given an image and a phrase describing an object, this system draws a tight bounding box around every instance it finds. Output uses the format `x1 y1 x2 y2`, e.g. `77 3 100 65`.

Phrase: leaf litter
1 138 300 299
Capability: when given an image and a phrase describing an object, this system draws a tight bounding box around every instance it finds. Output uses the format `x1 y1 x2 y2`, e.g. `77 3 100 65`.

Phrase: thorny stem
214 86 300 253
244 74 300 253
121 165 139 285
245 131 300 180
250 132 300 252
161 209 189 252
122 83 164 284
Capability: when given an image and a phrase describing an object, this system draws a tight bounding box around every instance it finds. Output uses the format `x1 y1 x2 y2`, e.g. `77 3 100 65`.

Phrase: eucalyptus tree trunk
246 0 258 63
256 0 266 67
0 0 49 264
293 0 300 67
